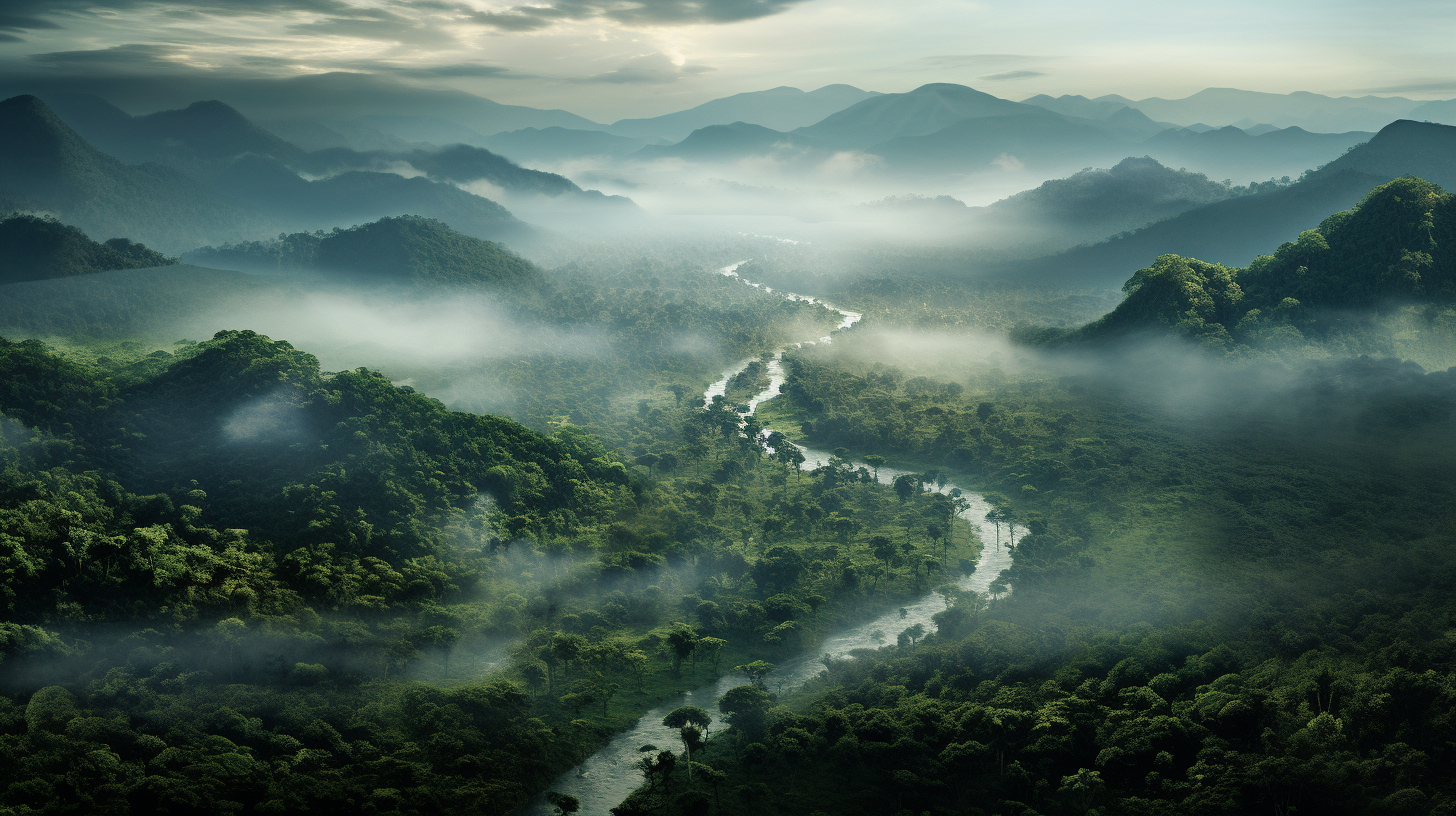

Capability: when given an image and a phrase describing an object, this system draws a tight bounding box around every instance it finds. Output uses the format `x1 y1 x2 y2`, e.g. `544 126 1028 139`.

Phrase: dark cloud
0 0 812 32
979 70 1045 81
577 53 714 84
29 43 185 72
407 64 520 78
0 0 360 18
286 12 457 46
0 33 24 43
0 13 62 31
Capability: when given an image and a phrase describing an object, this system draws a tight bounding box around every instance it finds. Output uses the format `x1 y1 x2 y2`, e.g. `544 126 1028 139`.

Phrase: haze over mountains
4 73 1455 298
1000 118 1456 288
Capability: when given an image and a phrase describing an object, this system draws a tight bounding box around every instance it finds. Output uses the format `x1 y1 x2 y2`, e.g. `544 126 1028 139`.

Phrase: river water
523 263 1016 815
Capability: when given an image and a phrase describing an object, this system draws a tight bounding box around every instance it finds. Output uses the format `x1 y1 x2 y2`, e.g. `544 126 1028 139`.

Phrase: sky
1 0 1454 121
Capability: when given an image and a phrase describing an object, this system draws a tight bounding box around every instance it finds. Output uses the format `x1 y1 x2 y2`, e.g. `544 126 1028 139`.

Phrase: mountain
869 108 1127 173
1303 119 1456 187
1105 88 1425 132
630 121 824 162
608 85 880 142
1096 106 1172 140
484 127 656 163
1000 119 1456 289
1001 169 1387 288
187 215 541 290
44 94 305 166
218 72 608 136
795 83 1031 148
1021 94 1133 121
1409 99 1456 126
310 216 541 288
0 215 175 285
980 156 1245 239
298 143 634 208
1141 125 1372 182
1065 177 1454 347
207 157 533 244
0 94 265 253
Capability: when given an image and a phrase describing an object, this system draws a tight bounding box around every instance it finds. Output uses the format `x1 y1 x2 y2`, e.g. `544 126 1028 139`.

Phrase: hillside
978 156 1245 240
1141 124 1372 182
796 82 1031 148
210 157 533 244
0 215 175 285
1002 119 1456 288
1303 119 1456 187
187 215 541 289
870 108 1127 173
609 84 879 141
0 94 265 253
630 121 825 161
1063 176 1454 348
45 94 305 166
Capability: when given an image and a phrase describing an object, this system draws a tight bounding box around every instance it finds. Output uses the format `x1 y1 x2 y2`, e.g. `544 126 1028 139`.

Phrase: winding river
523 263 1017 815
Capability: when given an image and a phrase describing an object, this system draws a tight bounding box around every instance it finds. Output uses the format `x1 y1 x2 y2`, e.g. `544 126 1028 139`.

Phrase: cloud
384 63 525 79
29 43 185 72
578 53 714 84
979 70 1045 81
0 13 62 32
0 34 24 43
990 152 1024 171
287 9 457 46
472 0 813 30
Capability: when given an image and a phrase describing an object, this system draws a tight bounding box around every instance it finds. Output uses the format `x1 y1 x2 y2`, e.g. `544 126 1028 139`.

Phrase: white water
522 262 1015 815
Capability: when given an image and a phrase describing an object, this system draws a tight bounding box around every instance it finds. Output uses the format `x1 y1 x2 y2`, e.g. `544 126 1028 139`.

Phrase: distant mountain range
0 93 652 252
1024 88 1451 133
608 85 880 142
608 84 1373 185
999 119 1456 289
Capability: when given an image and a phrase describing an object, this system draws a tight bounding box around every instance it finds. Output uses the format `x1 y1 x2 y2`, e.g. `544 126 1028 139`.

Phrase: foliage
1059 177 1456 350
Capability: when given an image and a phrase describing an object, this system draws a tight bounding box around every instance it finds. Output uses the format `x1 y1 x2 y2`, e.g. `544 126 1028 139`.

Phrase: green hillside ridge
0 214 175 285
1054 176 1454 349
186 215 541 289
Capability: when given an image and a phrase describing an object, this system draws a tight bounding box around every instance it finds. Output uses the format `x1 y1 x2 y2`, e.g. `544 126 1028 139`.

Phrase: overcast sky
2 0 1454 120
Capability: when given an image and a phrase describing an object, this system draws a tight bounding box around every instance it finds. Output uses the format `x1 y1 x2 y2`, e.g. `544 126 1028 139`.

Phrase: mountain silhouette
610 85 880 142
0 94 263 252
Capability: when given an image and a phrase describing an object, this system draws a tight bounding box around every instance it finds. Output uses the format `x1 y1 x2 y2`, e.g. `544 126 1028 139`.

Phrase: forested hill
1052 176 1454 348
0 214 175 284
185 215 543 289
0 328 629 616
